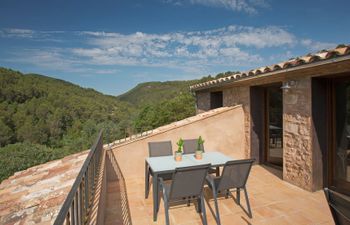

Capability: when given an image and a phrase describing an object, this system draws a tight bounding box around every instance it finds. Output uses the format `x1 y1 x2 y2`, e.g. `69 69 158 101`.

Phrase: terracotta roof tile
190 44 350 91
334 46 350 55
0 150 88 224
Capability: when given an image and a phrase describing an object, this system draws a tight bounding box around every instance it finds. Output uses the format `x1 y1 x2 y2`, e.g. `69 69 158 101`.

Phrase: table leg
145 161 149 199
153 173 158 221
215 166 220 176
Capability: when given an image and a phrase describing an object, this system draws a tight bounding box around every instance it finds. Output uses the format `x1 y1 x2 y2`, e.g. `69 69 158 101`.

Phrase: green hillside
0 68 236 182
0 68 134 147
0 68 134 181
117 71 239 107
117 80 197 107
117 80 199 131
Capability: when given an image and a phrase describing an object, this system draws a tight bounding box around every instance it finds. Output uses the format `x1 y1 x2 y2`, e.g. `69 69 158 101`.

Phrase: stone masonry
195 91 210 114
195 78 319 192
283 77 314 191
195 85 254 159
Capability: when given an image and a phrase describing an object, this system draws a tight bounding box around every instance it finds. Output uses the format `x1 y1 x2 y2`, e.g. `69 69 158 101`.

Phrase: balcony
0 106 334 225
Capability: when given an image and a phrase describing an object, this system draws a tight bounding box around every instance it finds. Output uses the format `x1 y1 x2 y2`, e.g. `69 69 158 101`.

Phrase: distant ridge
117 80 197 107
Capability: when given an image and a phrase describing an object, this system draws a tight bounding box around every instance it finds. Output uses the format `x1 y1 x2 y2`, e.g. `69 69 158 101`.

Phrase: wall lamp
281 80 297 91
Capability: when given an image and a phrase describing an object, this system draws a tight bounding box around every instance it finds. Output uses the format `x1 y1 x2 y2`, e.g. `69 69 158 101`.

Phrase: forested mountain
117 71 238 131
0 68 134 181
118 80 197 132
0 67 237 182
0 68 133 148
117 70 238 107
117 80 198 106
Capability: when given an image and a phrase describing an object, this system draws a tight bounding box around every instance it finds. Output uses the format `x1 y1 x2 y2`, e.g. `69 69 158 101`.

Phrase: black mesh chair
206 159 255 225
324 188 350 225
183 139 204 154
183 139 219 176
145 141 173 199
159 164 211 225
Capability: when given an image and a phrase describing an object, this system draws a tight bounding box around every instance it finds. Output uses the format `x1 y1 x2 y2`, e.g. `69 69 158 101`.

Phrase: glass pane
267 87 283 166
335 81 350 183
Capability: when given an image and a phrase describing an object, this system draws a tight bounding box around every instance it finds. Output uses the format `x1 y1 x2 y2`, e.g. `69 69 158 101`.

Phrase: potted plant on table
195 136 204 160
175 138 184 161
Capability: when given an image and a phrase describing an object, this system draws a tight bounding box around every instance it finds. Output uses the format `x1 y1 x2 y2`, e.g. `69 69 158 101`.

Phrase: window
210 91 223 109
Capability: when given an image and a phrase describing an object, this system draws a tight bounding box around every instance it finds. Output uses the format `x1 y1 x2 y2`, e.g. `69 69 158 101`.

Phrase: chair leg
243 187 252 218
225 189 229 199
237 188 240 205
215 167 220 176
212 190 221 225
196 197 202 213
164 199 170 225
201 194 208 225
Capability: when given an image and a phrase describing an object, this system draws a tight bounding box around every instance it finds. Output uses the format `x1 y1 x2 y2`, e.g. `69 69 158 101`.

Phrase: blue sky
0 0 349 95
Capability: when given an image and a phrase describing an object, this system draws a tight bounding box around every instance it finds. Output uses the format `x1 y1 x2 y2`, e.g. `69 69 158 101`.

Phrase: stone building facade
191 45 350 192
282 77 314 190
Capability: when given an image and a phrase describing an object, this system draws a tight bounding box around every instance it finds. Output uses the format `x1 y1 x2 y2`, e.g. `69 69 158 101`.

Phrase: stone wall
195 79 319 192
223 87 251 158
195 91 210 114
283 77 314 191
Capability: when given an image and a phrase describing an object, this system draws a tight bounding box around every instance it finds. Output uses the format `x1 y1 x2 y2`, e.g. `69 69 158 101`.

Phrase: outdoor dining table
145 151 234 221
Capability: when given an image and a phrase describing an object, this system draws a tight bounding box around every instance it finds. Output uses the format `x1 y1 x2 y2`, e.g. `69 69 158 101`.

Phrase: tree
0 120 12 147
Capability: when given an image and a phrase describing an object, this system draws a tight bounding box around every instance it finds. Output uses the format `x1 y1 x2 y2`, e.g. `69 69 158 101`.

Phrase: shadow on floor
203 187 252 224
259 164 283 179
104 151 132 225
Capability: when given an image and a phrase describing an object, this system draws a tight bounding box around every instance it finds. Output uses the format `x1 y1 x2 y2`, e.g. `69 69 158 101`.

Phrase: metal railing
54 130 104 225
106 149 132 225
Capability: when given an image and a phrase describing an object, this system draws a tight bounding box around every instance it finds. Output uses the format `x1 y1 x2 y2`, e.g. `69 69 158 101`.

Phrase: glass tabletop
146 151 233 173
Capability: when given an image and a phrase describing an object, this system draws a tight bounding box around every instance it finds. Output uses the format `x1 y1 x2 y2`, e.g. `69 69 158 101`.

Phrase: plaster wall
112 106 246 180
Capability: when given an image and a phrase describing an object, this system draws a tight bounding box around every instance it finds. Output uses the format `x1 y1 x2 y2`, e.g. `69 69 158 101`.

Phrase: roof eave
191 55 350 92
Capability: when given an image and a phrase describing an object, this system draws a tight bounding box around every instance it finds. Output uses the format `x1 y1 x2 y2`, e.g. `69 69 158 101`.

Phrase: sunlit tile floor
111 165 334 225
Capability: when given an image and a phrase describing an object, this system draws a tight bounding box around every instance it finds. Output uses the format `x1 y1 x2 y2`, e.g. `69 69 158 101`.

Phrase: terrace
3 45 350 225
0 106 334 225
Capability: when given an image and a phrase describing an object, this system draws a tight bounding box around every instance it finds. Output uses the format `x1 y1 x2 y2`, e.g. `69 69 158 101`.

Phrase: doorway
329 77 350 195
250 84 284 167
265 85 283 167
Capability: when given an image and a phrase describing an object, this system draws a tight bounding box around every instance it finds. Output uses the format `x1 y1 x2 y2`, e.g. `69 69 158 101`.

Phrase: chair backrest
183 139 204 154
217 159 255 191
324 188 350 225
148 141 173 157
169 164 210 200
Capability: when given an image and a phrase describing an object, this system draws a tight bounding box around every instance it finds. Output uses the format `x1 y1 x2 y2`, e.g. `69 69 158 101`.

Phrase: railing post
54 130 104 225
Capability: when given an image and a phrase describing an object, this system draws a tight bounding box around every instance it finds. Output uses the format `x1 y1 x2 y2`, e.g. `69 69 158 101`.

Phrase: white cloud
164 0 269 14
0 28 35 38
71 25 294 70
2 25 336 77
0 28 66 43
300 39 337 52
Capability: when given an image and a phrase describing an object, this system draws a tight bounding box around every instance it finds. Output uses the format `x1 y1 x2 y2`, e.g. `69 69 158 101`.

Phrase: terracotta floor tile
106 164 334 225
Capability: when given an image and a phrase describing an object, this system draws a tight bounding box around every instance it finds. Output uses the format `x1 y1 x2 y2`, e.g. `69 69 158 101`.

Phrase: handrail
54 130 104 225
